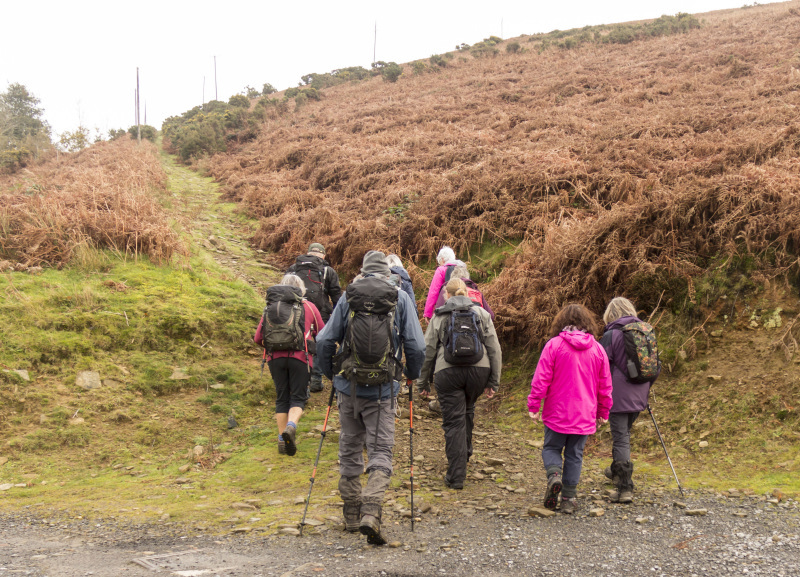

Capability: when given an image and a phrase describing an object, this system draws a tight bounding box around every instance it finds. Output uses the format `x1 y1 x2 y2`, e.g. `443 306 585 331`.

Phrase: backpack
334 276 401 385
620 321 661 384
465 287 482 306
442 306 485 366
260 285 306 353
292 257 328 313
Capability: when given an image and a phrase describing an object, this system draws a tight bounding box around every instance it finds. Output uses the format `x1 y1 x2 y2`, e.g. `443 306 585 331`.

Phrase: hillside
200 1 800 348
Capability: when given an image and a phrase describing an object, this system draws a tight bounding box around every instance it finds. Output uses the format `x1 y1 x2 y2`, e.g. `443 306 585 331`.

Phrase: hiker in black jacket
287 243 343 392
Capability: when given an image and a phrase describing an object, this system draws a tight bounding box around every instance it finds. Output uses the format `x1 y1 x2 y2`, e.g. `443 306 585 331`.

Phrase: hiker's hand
529 411 541 422
484 388 495 399
596 417 608 426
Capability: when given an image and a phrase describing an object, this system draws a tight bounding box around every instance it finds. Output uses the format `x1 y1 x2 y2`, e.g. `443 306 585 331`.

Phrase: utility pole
373 22 377 65
136 67 141 143
501 18 504 39
203 76 206 109
214 56 218 101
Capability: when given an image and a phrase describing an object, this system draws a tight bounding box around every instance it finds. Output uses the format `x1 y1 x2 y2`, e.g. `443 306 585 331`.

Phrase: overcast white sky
0 0 783 138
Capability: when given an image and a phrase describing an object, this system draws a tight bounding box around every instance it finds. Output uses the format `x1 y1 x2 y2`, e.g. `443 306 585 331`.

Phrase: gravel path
2 490 798 577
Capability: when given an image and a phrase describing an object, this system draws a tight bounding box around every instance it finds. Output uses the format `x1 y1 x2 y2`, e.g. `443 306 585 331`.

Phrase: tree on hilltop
0 83 52 170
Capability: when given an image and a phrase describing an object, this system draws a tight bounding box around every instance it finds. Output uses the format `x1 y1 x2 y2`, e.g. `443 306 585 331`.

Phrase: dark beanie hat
360 250 391 277
308 242 325 254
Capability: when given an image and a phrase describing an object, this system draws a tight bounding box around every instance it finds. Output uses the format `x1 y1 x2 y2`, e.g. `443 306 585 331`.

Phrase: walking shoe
359 515 387 546
560 497 578 514
309 380 324 393
283 424 297 456
618 489 633 504
604 466 619 484
543 473 562 510
444 475 463 490
342 501 361 532
278 438 286 455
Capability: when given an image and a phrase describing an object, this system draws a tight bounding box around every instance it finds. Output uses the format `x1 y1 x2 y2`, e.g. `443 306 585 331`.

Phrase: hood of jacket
390 266 411 282
604 315 641 332
559 330 596 350
435 295 477 314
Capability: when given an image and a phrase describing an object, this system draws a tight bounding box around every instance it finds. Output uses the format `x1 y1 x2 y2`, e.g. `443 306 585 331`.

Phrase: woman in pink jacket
527 304 613 514
423 246 466 320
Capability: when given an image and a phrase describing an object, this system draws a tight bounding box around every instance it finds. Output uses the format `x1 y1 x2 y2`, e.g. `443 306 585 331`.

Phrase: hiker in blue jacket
316 251 425 545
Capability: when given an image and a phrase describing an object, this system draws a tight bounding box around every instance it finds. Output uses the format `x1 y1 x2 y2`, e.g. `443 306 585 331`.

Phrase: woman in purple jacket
599 297 657 504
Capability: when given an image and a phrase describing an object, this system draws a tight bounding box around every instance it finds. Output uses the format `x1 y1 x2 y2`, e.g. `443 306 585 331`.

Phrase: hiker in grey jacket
418 277 502 490
316 251 425 545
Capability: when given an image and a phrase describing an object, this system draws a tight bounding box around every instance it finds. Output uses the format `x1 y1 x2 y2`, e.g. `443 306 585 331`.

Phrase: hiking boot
278 438 286 455
604 466 619 484
543 473 562 510
309 379 324 393
618 489 633 504
283 424 297 456
560 497 578 515
359 501 386 546
444 475 463 490
342 501 361 532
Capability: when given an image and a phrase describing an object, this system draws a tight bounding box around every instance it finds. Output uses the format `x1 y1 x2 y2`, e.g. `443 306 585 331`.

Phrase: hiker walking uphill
253 274 324 456
386 254 415 303
527 304 612 514
287 243 343 392
418 278 502 490
316 251 425 546
423 246 466 320
599 297 661 504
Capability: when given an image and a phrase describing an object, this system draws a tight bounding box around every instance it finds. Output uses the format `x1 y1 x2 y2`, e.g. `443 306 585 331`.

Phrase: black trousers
434 366 491 484
268 357 310 413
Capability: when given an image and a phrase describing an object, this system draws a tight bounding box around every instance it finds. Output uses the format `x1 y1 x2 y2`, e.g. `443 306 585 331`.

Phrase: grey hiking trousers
337 390 396 478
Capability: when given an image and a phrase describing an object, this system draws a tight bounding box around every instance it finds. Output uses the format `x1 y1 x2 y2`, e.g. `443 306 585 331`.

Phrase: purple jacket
434 278 495 320
599 316 653 413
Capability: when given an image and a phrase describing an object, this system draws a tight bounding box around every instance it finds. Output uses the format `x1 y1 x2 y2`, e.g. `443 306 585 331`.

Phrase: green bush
127 125 157 142
244 86 260 99
505 42 521 54
262 83 277 95
228 94 250 108
108 128 128 141
430 54 447 67
412 61 427 75
380 62 403 83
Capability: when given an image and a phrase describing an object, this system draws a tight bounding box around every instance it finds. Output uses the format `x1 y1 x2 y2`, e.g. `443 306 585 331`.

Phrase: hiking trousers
434 366 491 485
337 390 396 478
542 425 588 494
268 357 310 414
609 412 639 463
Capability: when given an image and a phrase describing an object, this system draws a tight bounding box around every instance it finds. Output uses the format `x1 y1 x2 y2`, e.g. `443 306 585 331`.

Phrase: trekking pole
408 378 415 532
299 385 336 536
647 403 684 497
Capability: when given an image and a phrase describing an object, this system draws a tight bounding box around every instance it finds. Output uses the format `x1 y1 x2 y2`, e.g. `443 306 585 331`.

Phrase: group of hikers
254 243 660 545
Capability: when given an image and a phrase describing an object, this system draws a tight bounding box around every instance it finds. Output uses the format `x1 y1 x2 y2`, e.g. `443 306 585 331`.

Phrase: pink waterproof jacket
527 330 613 435
423 262 463 319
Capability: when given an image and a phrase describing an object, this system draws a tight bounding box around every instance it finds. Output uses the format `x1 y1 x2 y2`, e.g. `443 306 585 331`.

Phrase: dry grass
0 139 185 266
202 2 800 345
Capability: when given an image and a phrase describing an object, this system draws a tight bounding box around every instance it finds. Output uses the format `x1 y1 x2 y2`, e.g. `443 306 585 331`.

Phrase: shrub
506 42 521 54
244 85 260 99
127 125 157 142
430 54 447 67
456 43 470 50
412 61 427 75
108 128 128 141
380 62 403 83
228 94 250 108
262 83 277 95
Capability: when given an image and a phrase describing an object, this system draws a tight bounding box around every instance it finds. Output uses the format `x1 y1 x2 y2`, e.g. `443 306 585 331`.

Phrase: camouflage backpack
620 321 661 384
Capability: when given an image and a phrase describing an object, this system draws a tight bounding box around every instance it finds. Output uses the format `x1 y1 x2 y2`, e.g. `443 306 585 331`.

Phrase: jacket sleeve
398 291 426 380
482 314 502 391
480 291 496 320
599 330 614 368
315 296 348 379
253 315 264 347
418 317 441 391
325 268 343 308
596 345 614 419
528 339 555 414
423 266 446 319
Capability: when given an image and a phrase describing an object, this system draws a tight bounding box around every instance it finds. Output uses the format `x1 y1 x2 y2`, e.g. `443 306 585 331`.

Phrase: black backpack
292 256 328 314
260 285 306 353
441 305 485 365
334 276 401 385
